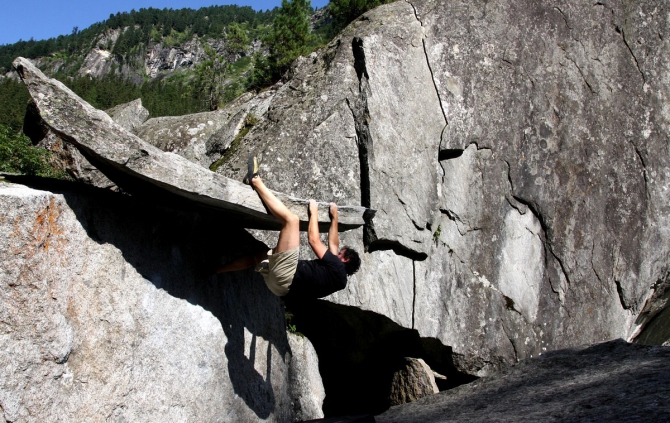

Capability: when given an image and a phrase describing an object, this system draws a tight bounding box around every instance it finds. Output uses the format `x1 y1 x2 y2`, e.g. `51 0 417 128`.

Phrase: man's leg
215 251 267 273
251 176 300 253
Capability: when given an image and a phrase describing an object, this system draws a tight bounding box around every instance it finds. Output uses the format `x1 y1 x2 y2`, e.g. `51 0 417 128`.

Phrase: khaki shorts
255 248 299 297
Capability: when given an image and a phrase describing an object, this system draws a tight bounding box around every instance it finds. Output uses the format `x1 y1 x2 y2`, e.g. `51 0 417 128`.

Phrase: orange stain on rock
31 197 65 253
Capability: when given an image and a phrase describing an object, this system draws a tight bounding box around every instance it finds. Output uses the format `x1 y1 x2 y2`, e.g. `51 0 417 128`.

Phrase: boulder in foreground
377 340 670 422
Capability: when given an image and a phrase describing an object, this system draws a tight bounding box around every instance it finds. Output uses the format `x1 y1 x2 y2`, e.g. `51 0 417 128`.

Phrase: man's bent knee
284 212 299 226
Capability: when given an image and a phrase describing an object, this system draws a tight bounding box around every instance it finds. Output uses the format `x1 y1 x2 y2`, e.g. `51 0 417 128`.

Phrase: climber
215 154 361 300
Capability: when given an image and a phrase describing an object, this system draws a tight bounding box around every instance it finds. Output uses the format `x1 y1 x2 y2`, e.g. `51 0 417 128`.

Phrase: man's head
337 246 361 276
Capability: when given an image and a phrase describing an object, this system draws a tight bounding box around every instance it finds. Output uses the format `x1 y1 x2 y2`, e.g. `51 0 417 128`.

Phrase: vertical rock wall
411 0 670 373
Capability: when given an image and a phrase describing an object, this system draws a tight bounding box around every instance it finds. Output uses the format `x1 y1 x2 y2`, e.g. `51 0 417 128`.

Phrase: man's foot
243 153 260 185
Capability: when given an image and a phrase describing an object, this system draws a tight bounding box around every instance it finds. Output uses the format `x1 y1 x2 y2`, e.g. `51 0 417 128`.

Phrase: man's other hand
309 199 319 217
329 202 338 220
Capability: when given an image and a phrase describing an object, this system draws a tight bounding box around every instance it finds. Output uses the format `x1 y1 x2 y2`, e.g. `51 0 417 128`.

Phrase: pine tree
195 43 227 111
223 23 249 62
329 0 393 32
268 0 312 76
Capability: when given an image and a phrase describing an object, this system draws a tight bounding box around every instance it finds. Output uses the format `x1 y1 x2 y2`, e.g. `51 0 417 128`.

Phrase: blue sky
0 0 329 46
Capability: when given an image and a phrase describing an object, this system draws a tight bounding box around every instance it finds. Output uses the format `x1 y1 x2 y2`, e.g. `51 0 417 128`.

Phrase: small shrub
284 309 303 337
432 224 442 245
0 124 67 178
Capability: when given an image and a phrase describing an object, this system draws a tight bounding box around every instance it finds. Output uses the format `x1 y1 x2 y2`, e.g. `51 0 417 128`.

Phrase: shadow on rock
10 175 288 419
285 298 477 417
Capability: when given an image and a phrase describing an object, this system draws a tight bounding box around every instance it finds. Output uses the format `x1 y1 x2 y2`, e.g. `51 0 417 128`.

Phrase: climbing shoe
243 153 260 185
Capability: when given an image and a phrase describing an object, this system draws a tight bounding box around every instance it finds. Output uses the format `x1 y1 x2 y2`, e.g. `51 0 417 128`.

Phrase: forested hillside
0 5 276 74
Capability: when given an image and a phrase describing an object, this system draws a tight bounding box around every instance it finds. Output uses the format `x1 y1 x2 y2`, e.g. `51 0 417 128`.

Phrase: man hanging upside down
215 155 361 299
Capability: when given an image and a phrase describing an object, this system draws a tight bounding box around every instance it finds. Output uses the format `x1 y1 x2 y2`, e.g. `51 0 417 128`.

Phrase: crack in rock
632 141 650 202
615 25 646 83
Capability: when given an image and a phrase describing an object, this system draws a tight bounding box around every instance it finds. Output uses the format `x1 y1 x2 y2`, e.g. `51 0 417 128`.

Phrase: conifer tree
196 43 227 111
329 0 393 32
223 23 249 62
268 0 312 76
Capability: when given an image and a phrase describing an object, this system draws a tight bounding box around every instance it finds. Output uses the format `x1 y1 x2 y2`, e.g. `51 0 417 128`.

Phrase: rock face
70 28 259 82
0 178 323 422
376 340 670 422
287 333 326 421
411 0 670 374
143 37 207 79
38 28 230 82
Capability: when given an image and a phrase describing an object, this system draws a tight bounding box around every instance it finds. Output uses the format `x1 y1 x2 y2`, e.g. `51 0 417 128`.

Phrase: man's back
288 250 347 299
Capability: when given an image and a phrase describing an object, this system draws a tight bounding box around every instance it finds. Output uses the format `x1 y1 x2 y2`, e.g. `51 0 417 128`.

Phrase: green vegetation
269 0 313 75
0 5 278 74
139 75 204 117
249 0 314 89
196 43 229 111
284 308 303 336
0 124 67 178
224 23 250 62
0 78 31 132
432 224 442 245
63 73 142 110
329 0 396 32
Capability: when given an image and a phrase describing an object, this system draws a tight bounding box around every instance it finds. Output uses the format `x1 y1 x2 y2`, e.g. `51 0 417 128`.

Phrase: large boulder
0 178 324 422
213 0 670 379
411 0 670 374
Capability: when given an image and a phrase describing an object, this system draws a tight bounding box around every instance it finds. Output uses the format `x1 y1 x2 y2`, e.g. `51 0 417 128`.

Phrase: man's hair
341 246 361 276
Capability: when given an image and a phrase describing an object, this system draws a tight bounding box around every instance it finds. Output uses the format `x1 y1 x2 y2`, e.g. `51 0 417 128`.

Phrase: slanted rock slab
12 57 370 230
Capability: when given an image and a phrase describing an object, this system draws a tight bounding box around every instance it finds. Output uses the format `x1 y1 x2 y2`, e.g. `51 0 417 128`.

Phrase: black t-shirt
287 250 347 300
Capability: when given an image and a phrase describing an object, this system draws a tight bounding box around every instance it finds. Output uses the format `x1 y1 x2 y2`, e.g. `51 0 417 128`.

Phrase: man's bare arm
308 200 328 259
328 202 340 255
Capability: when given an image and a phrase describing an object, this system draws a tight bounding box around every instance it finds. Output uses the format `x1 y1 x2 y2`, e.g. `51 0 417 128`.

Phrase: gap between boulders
284 298 477 417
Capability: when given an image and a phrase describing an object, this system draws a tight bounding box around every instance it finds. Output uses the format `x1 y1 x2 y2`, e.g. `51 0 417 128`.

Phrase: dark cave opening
285 299 477 417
